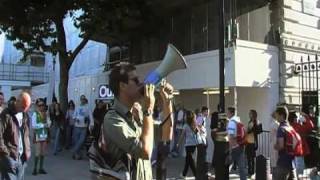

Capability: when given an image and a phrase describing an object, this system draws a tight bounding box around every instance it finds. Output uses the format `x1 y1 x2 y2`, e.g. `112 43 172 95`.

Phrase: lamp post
218 0 225 113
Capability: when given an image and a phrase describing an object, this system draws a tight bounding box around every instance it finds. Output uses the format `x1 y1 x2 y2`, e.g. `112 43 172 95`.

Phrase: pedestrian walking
273 106 298 180
177 111 198 179
226 107 247 180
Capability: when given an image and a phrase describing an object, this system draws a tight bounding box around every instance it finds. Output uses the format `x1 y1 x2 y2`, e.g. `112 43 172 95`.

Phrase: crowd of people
0 62 320 180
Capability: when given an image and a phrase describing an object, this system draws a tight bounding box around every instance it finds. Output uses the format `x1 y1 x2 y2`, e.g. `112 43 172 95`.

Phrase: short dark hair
275 106 288 121
288 111 297 123
249 109 257 118
109 62 136 97
36 98 45 105
227 107 235 115
0 92 3 97
201 106 208 112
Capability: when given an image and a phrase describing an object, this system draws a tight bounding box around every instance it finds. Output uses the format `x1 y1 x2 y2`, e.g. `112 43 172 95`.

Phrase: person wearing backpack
226 107 247 180
90 62 174 180
288 111 314 179
273 106 299 180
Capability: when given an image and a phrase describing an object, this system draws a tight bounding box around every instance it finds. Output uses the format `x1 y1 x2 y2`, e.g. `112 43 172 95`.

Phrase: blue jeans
231 146 247 180
0 156 26 180
65 125 74 148
72 127 87 156
53 125 62 154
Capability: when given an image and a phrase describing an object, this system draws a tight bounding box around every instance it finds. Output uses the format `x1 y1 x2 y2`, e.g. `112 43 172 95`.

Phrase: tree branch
70 37 89 61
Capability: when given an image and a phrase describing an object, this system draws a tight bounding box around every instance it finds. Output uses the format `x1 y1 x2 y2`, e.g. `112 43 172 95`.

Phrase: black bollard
255 154 271 180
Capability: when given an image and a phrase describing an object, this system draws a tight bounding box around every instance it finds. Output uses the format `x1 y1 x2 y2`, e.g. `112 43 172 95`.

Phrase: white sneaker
179 173 186 179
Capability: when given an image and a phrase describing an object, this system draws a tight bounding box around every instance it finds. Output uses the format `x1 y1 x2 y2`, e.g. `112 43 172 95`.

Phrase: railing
256 130 271 158
0 64 49 83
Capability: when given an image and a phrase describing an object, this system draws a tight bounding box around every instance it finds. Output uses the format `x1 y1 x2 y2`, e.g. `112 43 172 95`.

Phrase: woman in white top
31 98 50 175
177 111 199 178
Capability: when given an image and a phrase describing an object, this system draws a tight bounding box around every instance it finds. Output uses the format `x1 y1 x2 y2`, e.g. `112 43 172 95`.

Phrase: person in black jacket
92 100 108 142
245 109 262 177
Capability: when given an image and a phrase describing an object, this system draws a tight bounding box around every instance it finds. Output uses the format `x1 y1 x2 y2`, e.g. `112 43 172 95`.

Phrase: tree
0 0 156 111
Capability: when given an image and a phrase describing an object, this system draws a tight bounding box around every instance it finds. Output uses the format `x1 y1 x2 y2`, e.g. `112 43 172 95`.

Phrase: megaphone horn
144 44 187 85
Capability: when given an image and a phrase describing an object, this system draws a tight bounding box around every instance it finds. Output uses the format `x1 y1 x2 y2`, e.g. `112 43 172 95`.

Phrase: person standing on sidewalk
31 98 50 175
98 62 174 180
195 106 209 180
65 100 75 149
226 107 247 180
245 109 262 178
72 95 93 160
0 92 32 180
53 103 65 155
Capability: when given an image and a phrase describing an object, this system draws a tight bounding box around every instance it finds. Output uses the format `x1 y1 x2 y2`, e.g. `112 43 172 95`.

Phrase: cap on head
21 92 31 112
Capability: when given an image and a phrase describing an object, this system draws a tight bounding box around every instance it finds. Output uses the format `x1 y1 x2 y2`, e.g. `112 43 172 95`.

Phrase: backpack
231 119 246 146
87 110 133 180
282 125 303 156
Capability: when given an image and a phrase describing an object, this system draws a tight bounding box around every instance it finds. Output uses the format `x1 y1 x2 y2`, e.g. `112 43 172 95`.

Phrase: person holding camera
31 98 50 175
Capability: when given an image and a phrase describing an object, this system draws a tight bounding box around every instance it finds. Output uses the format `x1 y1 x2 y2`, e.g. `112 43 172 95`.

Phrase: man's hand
159 79 174 101
144 84 155 111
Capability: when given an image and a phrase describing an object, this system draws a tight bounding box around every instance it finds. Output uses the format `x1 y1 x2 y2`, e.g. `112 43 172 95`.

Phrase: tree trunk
59 55 70 113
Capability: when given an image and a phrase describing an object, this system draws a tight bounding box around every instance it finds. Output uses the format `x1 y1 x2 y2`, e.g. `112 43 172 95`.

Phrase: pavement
24 144 243 180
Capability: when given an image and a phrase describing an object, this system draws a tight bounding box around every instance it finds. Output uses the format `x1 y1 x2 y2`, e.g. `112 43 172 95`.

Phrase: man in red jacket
288 111 314 178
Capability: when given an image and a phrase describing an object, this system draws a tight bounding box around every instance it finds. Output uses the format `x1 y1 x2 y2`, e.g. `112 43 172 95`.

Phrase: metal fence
256 130 271 158
0 64 49 83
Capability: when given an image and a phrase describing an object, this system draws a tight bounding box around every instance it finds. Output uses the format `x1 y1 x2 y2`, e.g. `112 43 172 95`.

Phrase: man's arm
274 127 285 150
159 81 174 141
140 84 155 159
274 137 284 150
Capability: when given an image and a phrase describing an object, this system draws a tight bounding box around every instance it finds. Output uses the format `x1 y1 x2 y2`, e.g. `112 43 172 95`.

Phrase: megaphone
144 44 187 85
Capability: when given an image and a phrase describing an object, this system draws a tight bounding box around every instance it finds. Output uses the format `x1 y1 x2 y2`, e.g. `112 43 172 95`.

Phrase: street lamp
218 0 225 113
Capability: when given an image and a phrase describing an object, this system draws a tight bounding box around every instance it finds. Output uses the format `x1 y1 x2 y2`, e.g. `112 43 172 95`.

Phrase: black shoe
32 169 37 175
39 169 47 174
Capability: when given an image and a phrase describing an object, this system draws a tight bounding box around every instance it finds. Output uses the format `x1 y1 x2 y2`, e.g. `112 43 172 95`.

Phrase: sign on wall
98 84 114 100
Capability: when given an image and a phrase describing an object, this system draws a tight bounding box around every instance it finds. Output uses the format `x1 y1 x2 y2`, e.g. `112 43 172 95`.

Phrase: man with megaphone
99 62 175 180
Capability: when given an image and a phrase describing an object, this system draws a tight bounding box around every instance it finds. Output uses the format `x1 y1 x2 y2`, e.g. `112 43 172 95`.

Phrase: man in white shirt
226 107 247 180
72 95 93 160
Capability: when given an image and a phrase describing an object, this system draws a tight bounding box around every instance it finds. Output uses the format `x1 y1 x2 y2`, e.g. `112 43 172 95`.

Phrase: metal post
316 55 319 120
301 56 304 108
218 0 225 113
308 55 311 106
